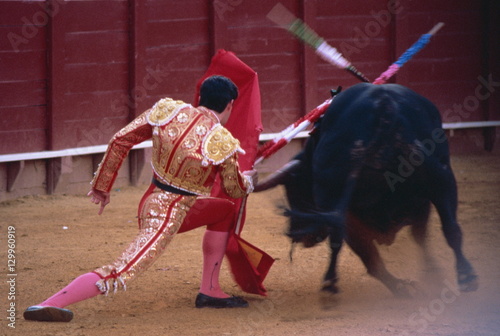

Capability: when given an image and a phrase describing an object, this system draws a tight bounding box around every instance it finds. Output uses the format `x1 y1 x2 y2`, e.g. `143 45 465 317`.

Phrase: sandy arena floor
1 153 499 336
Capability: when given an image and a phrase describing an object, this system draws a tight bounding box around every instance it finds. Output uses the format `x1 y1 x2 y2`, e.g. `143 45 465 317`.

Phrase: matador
24 76 256 322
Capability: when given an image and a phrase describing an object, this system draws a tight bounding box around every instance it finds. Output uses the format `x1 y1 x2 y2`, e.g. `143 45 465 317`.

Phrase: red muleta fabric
194 50 274 296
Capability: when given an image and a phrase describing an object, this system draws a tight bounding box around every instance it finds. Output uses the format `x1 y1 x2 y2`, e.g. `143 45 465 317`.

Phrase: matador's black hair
199 75 238 113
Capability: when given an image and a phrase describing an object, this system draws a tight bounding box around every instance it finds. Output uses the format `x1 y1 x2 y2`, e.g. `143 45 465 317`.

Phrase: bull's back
312 83 448 231
320 83 443 141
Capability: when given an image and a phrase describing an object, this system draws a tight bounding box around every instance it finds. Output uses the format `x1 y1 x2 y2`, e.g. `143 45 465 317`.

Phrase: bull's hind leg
345 216 418 297
409 202 440 274
409 202 447 294
428 163 478 292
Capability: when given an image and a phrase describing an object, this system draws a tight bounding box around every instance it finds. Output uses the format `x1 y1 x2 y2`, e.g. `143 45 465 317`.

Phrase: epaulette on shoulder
202 124 245 165
147 98 189 126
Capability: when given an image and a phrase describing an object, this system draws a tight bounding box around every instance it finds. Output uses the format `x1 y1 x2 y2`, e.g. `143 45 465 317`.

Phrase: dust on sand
1 154 499 336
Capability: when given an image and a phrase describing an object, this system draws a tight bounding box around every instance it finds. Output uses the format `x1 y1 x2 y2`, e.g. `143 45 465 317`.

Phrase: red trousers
93 183 237 294
136 182 237 234
178 196 236 233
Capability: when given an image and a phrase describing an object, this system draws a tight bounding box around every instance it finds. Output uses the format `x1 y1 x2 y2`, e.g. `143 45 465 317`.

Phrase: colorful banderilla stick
267 3 370 83
373 22 445 84
256 22 445 164
255 88 342 165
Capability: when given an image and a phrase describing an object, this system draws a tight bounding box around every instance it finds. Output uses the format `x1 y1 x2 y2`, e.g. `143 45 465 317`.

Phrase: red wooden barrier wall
1 0 498 156
1 1 48 154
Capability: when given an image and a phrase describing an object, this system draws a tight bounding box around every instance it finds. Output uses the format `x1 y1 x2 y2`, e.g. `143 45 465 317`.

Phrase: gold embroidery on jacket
151 105 219 196
197 106 220 123
94 192 196 294
219 155 251 198
202 125 244 165
92 112 151 192
147 98 190 126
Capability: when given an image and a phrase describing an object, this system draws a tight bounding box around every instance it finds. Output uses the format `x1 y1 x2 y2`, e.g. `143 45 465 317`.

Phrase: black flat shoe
195 293 249 308
23 306 74 322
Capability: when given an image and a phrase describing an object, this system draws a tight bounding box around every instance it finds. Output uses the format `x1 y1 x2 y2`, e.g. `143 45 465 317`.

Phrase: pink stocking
200 230 230 298
39 272 103 308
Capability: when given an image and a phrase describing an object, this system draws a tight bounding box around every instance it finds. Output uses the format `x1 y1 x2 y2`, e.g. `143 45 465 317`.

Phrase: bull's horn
253 159 301 192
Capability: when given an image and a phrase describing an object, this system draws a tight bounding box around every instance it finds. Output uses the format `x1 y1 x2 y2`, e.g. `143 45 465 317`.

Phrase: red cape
194 50 274 296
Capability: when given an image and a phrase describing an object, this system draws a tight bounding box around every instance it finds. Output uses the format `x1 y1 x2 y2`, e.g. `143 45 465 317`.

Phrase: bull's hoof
458 273 479 292
321 279 340 294
393 279 421 298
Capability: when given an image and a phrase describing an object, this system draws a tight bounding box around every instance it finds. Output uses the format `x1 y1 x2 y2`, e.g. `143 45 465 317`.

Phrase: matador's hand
243 169 258 188
87 188 111 215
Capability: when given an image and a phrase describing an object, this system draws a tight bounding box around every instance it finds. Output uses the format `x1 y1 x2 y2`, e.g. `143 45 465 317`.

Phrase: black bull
255 83 478 296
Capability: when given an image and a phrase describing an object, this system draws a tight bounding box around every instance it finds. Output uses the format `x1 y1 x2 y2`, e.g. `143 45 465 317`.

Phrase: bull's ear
253 160 301 192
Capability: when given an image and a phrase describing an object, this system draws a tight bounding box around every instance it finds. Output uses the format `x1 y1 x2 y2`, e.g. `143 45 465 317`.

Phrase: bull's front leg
345 215 418 297
313 140 365 293
322 232 343 293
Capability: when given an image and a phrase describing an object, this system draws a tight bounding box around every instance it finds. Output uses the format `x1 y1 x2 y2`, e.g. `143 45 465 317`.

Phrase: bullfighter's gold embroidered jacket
91 98 252 198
